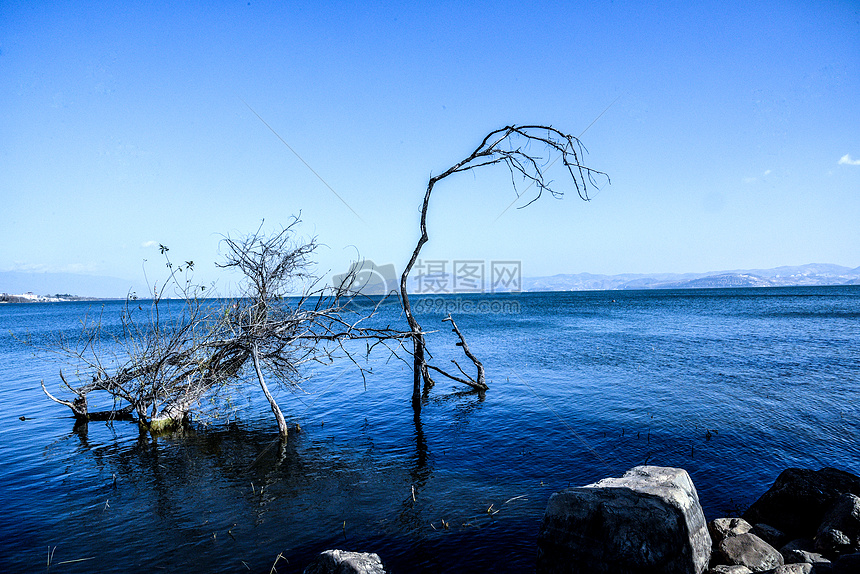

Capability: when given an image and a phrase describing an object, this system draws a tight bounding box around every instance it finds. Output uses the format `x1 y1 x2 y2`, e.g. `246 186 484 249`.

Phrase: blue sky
2 1 858 295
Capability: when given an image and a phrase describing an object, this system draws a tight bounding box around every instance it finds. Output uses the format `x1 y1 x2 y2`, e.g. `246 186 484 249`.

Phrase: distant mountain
0 271 144 299
521 264 860 292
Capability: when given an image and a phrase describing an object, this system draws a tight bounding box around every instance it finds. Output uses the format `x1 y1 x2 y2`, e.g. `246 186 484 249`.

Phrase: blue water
1 287 859 572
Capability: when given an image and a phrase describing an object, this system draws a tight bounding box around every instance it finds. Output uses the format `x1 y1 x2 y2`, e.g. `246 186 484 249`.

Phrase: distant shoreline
0 292 108 304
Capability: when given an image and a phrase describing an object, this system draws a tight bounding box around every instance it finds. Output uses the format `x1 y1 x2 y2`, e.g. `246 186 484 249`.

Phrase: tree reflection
48 386 488 572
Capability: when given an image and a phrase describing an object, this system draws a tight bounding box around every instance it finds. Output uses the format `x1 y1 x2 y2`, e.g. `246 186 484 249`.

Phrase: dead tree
43 220 410 437
42 250 247 432
400 125 607 407
216 220 410 437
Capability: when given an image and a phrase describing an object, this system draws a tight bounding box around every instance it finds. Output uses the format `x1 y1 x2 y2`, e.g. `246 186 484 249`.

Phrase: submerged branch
443 315 484 384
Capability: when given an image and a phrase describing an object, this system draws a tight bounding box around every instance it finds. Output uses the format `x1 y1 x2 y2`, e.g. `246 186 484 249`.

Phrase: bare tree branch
400 125 607 407
42 218 411 437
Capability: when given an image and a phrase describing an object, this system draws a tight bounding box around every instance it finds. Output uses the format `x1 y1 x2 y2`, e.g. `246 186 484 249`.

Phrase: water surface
1 287 858 572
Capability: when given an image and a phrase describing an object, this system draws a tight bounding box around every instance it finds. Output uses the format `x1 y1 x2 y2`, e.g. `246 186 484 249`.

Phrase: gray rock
769 565 813 574
536 465 711 573
303 549 386 574
743 468 860 539
781 539 816 555
753 524 788 549
815 493 860 558
714 533 784 572
784 549 831 565
766 563 834 573
707 566 753 574
710 518 754 545
816 530 851 553
780 539 831 565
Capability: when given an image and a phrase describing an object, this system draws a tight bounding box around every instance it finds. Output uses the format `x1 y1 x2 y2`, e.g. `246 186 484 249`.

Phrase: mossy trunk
142 413 190 435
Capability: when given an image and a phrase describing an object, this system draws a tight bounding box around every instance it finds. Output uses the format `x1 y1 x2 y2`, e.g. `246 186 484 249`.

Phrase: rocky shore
300 466 860 574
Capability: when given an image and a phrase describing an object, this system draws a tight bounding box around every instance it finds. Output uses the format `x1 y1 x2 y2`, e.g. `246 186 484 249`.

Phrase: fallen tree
43 219 410 436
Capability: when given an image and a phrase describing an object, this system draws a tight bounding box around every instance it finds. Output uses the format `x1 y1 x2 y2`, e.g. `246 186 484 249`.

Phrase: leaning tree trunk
400 263 430 408
400 173 440 409
400 153 496 406
251 342 288 438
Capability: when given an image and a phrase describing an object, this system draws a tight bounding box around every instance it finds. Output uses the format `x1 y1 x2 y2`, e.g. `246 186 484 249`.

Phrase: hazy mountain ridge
522 264 860 291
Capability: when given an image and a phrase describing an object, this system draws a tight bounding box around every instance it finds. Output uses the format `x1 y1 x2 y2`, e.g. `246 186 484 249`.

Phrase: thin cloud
141 240 158 248
59 263 99 274
838 154 860 166
9 262 49 273
8 262 98 274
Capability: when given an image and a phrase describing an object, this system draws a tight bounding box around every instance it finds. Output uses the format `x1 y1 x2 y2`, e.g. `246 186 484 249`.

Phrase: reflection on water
2 372 516 572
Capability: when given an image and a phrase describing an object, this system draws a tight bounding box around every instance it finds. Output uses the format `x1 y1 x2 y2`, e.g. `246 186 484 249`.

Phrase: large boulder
712 533 783 572
815 493 860 558
536 465 711 574
743 469 860 539
303 549 386 574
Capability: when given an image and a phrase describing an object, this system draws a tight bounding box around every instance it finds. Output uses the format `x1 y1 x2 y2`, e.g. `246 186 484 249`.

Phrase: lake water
1 287 859 572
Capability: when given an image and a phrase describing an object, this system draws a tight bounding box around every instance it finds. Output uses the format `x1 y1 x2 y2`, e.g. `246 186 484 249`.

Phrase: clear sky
2 1 858 296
